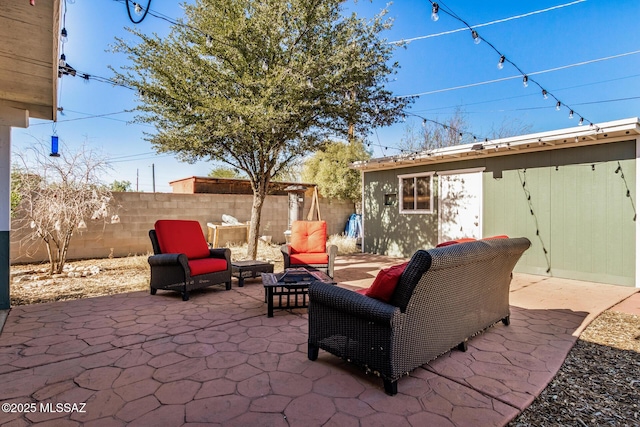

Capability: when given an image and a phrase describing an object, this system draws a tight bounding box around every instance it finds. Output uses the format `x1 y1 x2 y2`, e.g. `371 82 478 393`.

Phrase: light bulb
133 2 143 15
206 35 213 48
578 117 584 126
497 55 505 70
60 28 68 43
542 89 548 99
471 30 481 45
522 75 528 87
59 53 66 67
556 101 561 111
431 3 439 21
569 110 574 119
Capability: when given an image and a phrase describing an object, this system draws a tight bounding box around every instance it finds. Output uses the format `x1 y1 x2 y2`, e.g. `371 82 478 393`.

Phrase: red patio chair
281 220 337 278
148 220 232 301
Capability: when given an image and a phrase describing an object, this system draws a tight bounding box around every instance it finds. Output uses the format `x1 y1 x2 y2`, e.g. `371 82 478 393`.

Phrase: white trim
636 137 640 288
0 126 10 231
398 172 434 214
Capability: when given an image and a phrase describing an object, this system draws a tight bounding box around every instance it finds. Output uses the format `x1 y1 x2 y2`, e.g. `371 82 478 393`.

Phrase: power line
391 0 586 45
397 49 640 98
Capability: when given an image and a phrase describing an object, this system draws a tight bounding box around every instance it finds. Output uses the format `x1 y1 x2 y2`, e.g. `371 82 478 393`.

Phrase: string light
471 29 481 45
578 117 584 125
126 0 152 24
59 53 66 67
569 110 574 119
426 1 595 128
431 3 439 22
60 28 68 43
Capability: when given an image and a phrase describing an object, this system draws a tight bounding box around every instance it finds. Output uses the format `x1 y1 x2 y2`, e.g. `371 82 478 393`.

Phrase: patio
0 253 638 426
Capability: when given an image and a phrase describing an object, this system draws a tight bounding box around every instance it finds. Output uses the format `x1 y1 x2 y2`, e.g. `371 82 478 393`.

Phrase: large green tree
112 0 410 258
302 139 370 205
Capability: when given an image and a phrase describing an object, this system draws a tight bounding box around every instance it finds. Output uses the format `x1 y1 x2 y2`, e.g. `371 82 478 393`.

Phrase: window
398 173 433 213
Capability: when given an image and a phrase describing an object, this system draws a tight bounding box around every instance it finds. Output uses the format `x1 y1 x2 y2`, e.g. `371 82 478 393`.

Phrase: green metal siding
363 141 636 286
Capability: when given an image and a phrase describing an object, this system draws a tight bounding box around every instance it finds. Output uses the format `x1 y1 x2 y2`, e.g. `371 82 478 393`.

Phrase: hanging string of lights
428 1 600 131
126 0 152 24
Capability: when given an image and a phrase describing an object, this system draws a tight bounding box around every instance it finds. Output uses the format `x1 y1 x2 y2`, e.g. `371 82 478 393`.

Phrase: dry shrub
328 234 359 255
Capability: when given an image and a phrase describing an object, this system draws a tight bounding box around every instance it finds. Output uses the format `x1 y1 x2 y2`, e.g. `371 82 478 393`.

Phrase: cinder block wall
10 192 355 263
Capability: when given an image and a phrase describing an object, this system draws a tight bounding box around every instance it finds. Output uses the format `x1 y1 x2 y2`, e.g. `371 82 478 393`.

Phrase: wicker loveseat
148 220 232 301
308 237 531 395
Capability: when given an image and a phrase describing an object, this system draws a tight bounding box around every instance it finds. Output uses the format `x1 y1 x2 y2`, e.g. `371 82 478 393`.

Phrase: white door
438 170 483 242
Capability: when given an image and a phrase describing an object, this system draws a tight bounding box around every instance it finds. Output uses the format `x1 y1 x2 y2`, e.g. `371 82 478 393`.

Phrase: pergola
0 0 61 309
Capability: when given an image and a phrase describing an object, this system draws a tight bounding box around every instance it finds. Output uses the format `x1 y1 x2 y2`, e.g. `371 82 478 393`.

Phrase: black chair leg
150 287 157 295
458 341 468 352
225 281 232 291
502 316 510 326
182 291 189 301
383 379 398 396
308 343 319 361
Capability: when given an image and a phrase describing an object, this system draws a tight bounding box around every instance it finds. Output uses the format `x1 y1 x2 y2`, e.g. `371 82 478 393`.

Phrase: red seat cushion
290 253 330 265
364 262 409 303
188 258 228 276
155 220 210 259
436 238 476 248
290 221 327 254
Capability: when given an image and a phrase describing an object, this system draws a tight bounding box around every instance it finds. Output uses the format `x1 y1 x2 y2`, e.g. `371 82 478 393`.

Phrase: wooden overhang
0 0 61 122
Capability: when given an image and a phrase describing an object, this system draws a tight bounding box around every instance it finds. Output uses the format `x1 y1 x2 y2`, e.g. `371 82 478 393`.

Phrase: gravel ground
509 310 640 427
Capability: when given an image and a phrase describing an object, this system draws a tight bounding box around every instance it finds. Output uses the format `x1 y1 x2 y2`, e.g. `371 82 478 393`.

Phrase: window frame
398 172 434 214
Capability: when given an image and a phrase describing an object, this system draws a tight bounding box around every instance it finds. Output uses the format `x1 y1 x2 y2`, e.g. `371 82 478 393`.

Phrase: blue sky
12 0 640 192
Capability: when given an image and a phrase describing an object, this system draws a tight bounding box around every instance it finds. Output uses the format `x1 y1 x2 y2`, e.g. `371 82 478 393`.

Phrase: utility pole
136 168 139 192
151 163 156 193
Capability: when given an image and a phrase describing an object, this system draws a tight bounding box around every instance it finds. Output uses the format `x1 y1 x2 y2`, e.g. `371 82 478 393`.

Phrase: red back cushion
154 220 210 259
364 262 409 303
436 238 476 248
290 221 327 254
483 235 509 240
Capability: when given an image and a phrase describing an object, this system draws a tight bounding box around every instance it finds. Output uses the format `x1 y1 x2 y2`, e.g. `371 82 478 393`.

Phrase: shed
352 118 640 287
169 176 317 196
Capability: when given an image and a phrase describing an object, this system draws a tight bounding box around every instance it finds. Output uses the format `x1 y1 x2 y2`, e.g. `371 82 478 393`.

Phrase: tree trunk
247 180 269 260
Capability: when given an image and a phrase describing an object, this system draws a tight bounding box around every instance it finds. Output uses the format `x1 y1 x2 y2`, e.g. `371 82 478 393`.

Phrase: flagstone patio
0 254 637 426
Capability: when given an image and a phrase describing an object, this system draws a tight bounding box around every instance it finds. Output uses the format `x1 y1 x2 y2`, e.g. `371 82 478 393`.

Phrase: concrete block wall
10 192 355 263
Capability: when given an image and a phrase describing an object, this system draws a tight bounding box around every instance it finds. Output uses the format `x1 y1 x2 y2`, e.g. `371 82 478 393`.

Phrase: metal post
0 125 11 309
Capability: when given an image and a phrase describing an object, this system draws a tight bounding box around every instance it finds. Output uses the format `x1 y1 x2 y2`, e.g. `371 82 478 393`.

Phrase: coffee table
261 268 335 317
231 260 274 287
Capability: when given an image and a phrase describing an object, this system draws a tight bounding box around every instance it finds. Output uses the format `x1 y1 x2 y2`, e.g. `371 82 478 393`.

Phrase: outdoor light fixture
59 53 66 67
206 35 213 48
60 28 68 43
50 135 60 157
471 30 481 44
431 3 439 21
522 75 528 87
134 2 143 15
569 110 574 119
542 89 548 99
556 101 561 111
497 55 505 70
578 117 584 126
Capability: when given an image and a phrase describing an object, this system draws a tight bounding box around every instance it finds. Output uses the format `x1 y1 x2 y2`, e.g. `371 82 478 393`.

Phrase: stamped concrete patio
0 254 638 426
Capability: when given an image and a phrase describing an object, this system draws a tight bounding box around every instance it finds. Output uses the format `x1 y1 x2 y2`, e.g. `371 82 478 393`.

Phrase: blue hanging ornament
50 135 60 157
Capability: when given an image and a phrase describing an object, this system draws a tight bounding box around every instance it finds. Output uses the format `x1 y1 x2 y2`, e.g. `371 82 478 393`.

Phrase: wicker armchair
281 221 338 278
308 237 531 395
148 220 232 301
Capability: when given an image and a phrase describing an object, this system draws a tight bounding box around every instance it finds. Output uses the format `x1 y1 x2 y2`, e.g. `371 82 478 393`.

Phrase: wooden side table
207 222 250 247
231 260 274 287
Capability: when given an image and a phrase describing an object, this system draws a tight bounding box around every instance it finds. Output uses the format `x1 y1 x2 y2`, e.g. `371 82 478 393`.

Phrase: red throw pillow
483 235 509 240
364 262 409 302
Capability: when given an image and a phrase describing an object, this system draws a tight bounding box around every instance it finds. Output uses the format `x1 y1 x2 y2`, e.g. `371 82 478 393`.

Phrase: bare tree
13 142 116 274
400 108 470 153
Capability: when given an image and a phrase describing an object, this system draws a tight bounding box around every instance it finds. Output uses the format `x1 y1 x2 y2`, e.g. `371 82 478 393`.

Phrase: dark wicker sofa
148 220 232 301
308 237 531 395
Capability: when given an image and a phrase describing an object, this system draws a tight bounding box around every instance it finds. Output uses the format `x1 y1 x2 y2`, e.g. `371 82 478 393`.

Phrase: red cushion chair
148 220 232 301
281 221 338 278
